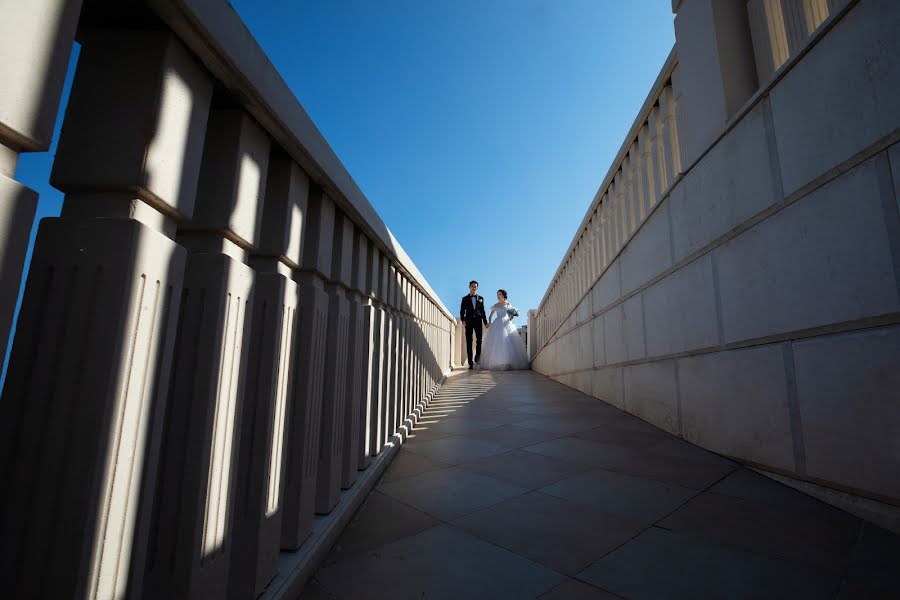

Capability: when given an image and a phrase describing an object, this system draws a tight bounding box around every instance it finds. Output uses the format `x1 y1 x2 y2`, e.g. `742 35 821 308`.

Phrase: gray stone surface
51 32 213 216
453 491 646 575
715 155 900 344
623 359 679 433
541 468 697 523
769 0 900 195
457 449 592 490
677 344 795 471
642 253 719 358
602 304 625 366
669 100 782 263
590 315 606 367
619 202 673 294
890 143 900 216
578 527 838 600
622 294 646 362
378 467 527 521
590 261 621 314
592 366 624 409
0 218 185 600
793 326 900 500
146 251 254 600
317 525 563 600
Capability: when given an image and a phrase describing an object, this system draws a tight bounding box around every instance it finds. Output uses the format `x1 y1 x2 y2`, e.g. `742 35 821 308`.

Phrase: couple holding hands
459 280 529 371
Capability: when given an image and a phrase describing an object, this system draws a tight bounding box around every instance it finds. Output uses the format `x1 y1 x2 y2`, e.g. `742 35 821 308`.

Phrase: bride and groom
460 280 529 371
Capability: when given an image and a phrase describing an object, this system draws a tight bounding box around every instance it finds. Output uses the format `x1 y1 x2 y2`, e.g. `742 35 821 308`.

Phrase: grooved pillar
0 31 212 600
147 107 269 599
280 187 331 548
228 156 307 599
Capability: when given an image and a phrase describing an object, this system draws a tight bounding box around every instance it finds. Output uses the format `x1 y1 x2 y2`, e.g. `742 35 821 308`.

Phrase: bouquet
506 306 519 320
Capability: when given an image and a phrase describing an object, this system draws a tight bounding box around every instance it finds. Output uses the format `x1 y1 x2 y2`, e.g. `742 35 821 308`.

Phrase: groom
460 280 489 370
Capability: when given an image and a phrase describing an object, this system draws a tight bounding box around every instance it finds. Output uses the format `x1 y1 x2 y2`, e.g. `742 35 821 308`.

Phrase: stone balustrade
531 0 899 523
0 1 453 598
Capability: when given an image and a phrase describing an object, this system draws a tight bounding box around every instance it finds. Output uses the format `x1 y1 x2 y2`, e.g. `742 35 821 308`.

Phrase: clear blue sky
229 0 675 314
5 1 675 382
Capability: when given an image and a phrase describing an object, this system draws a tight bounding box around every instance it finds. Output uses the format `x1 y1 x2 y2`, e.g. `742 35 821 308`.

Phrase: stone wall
532 0 899 508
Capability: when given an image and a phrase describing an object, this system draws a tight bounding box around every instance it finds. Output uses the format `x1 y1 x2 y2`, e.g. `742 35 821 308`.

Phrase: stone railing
530 49 683 356
0 1 454 599
747 0 849 82
531 0 899 523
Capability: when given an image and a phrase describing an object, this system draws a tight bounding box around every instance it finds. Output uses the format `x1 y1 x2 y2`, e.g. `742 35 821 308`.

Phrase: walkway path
301 370 900 599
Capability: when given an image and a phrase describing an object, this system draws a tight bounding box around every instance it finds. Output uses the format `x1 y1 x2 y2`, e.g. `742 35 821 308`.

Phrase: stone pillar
147 107 269 599
364 246 385 459
281 187 331 549
316 210 352 514
341 226 368 487
0 0 81 358
0 31 212 600
673 0 758 166
527 310 537 360
227 156 307 599
379 262 396 449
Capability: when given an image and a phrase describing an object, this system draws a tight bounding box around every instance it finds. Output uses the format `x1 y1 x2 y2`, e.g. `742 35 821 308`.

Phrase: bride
480 289 530 370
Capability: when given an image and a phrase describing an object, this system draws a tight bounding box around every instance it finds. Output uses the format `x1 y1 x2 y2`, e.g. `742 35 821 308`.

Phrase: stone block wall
532 0 900 507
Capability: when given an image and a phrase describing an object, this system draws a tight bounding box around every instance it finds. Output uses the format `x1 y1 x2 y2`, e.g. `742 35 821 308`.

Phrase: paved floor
301 370 900 600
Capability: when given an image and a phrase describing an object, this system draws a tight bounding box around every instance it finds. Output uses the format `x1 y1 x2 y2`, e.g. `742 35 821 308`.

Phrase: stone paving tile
574 422 672 449
379 449 451 483
377 466 528 520
525 436 736 489
578 526 840 599
458 423 563 450
658 490 860 572
540 468 698 523
322 491 439 566
537 579 622 599
402 434 509 464
304 370 900 599
457 449 593 490
839 522 900 599
514 415 612 435
316 524 565 600
453 491 646 576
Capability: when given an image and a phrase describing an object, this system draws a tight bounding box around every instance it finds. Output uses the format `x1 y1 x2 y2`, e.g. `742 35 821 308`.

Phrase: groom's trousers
465 320 483 366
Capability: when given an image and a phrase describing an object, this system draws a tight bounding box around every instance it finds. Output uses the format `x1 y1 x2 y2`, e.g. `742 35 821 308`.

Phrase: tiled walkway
301 370 900 599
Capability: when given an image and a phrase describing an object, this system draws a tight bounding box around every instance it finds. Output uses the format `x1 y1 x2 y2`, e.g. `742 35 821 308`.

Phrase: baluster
314 210 352 513
342 226 368 487
229 155 307 599
280 187 332 549
0 31 212 600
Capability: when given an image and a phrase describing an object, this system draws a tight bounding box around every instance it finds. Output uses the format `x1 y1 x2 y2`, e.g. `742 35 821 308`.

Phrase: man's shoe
468 363 474 370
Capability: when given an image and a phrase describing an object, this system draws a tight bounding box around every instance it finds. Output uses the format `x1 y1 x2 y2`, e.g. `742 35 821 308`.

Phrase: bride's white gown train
480 302 530 370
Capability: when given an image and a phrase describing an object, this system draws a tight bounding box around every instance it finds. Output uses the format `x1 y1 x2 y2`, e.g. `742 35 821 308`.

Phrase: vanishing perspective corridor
302 371 900 599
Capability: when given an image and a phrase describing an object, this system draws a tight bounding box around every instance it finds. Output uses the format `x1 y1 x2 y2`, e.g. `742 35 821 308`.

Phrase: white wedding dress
480 302 530 370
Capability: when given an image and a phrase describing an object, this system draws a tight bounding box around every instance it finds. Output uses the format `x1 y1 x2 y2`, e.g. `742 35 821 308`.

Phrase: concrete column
380 263 396 448
0 31 212 600
281 187 332 549
366 248 386 457
673 0 758 166
316 210 352 514
228 156 307 599
148 107 269 599
528 310 537 360
341 226 368 487
0 0 81 357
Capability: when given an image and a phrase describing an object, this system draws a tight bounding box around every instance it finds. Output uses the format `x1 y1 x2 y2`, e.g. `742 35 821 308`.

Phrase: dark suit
460 294 488 366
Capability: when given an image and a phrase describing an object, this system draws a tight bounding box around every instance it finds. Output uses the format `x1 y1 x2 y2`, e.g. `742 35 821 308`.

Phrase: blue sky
229 0 676 314
5 1 675 381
